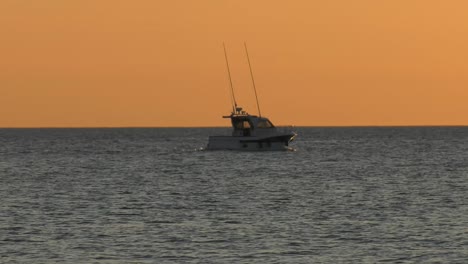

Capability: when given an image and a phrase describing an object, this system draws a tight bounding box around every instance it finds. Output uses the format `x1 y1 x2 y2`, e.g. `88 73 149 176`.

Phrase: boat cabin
224 110 276 137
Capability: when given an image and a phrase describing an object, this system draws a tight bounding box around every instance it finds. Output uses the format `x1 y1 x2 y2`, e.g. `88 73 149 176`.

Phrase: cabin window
257 120 274 128
232 119 252 130
233 120 243 129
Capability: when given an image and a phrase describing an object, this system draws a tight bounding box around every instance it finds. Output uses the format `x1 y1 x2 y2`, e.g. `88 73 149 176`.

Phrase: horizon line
1 125 468 129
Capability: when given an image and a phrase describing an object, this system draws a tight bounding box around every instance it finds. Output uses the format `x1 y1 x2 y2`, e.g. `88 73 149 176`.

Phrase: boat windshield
257 119 274 128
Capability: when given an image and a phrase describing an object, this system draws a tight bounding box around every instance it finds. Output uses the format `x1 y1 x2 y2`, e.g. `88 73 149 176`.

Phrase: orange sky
1 0 468 127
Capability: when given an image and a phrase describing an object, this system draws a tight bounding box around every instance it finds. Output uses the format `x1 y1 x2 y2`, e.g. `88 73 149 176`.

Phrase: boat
206 43 297 151
207 107 297 151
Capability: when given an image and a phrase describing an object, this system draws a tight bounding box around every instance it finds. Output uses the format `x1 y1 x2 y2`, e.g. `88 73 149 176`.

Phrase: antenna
244 42 262 117
223 43 237 114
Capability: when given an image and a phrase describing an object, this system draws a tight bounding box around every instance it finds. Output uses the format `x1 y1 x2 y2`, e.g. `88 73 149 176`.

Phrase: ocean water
1 127 467 263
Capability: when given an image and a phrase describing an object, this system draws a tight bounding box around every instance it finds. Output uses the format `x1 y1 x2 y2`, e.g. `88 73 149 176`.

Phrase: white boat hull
207 134 296 151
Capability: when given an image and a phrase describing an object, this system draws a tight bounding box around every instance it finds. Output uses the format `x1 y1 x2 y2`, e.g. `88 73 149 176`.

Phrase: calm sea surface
1 127 467 263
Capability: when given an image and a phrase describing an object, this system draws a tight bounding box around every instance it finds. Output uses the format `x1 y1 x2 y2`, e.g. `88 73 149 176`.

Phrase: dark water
1 127 467 263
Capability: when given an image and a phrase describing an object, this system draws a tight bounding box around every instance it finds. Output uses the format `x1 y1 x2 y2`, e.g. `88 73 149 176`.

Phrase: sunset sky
1 0 467 127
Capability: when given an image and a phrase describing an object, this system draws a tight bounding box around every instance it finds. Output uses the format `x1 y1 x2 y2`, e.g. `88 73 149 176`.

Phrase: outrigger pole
244 42 262 117
223 42 238 114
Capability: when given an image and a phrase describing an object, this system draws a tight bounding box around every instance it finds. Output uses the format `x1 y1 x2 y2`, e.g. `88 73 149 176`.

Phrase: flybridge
223 107 251 118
